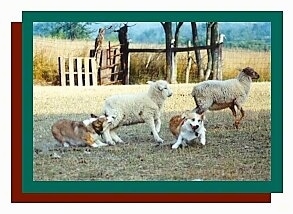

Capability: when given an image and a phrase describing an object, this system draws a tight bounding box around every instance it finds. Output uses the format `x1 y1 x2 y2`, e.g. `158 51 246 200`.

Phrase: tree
191 22 204 80
161 22 172 82
161 22 184 83
35 22 95 40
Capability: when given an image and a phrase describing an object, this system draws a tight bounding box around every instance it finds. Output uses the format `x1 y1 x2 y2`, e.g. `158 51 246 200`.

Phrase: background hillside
33 22 271 50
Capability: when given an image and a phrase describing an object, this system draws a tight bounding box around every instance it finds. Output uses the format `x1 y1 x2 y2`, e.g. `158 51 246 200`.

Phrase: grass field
33 82 271 181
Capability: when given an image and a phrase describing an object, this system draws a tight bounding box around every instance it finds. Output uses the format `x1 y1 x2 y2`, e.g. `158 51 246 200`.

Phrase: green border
23 11 283 193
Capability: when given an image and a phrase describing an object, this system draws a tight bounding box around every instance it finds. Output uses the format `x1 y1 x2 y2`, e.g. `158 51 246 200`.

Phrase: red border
11 22 271 203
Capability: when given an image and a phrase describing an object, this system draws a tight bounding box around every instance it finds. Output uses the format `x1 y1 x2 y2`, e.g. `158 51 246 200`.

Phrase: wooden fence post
58 57 66 86
91 58 98 86
84 57 90 86
68 57 74 86
171 41 177 84
77 57 83 86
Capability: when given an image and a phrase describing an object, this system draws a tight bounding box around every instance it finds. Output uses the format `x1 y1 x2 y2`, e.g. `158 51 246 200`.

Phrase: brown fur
169 115 185 138
51 114 106 147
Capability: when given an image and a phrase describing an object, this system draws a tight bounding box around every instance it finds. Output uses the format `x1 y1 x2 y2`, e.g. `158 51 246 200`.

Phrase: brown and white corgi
169 111 206 149
51 114 114 148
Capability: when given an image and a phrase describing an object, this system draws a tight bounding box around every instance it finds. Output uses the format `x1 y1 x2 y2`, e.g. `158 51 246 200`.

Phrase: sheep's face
148 80 173 98
243 67 260 80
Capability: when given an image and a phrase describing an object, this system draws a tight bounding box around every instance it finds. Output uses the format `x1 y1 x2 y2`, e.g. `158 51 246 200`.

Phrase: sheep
191 67 260 128
101 80 173 145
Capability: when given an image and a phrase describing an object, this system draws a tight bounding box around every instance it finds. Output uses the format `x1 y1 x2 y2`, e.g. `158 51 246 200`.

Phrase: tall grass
33 37 271 85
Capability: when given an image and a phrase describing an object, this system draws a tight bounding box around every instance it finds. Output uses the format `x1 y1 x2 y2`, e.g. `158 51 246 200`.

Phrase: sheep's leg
229 105 238 128
110 129 124 144
235 107 245 128
233 104 245 129
146 119 164 144
102 129 116 145
194 99 213 114
154 118 161 133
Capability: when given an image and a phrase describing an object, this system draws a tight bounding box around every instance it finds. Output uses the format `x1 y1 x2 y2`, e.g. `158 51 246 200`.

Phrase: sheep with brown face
191 67 260 128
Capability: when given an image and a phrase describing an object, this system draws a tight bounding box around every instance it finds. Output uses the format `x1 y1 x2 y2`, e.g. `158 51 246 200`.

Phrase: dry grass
33 82 271 181
33 37 271 84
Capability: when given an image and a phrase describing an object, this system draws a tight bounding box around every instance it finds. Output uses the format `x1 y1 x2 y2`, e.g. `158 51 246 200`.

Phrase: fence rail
128 44 220 53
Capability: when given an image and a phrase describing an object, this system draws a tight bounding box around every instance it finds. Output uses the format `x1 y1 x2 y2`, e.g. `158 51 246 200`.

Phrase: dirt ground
33 82 271 181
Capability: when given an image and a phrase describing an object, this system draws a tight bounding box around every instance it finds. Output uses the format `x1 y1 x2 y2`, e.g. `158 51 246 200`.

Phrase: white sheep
101 80 173 145
191 67 260 128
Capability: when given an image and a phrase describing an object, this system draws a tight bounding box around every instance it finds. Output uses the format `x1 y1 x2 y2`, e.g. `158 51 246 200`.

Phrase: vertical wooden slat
108 41 111 65
77 57 83 86
100 50 112 85
58 57 66 86
111 48 117 81
91 58 97 86
84 57 90 86
126 52 130 85
68 57 74 86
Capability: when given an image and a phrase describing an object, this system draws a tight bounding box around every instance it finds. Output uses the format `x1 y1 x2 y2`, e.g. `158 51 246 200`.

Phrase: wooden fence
128 43 223 83
58 43 123 86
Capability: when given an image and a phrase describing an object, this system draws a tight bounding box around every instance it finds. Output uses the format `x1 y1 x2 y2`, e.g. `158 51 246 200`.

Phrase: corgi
51 114 114 148
169 111 206 149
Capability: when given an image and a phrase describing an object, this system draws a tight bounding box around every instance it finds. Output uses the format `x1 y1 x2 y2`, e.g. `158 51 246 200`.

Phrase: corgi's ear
181 110 190 119
181 113 187 119
91 113 98 118
200 113 206 121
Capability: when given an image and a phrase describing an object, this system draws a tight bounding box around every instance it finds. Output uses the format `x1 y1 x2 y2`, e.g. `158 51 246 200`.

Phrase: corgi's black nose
192 125 199 131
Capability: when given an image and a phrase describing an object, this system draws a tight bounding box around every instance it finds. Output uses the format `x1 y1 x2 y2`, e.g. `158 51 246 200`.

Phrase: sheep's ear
91 113 98 118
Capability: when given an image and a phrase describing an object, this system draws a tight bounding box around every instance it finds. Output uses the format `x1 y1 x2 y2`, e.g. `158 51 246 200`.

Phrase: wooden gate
58 43 123 86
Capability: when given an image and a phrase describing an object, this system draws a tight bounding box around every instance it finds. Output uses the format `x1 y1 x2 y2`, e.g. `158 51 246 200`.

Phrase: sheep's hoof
233 122 240 129
117 140 125 144
107 141 116 146
155 138 164 144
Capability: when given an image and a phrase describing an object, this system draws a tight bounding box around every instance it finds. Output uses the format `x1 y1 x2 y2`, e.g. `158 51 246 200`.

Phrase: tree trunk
171 22 183 84
161 22 172 83
205 22 213 80
211 22 219 80
191 22 204 80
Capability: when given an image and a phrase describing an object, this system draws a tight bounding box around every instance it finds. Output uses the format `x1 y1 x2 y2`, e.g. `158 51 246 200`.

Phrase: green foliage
33 22 95 40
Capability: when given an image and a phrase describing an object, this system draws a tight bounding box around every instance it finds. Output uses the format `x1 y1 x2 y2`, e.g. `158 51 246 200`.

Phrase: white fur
102 80 173 145
83 115 115 147
172 112 206 149
90 141 108 147
83 117 98 126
